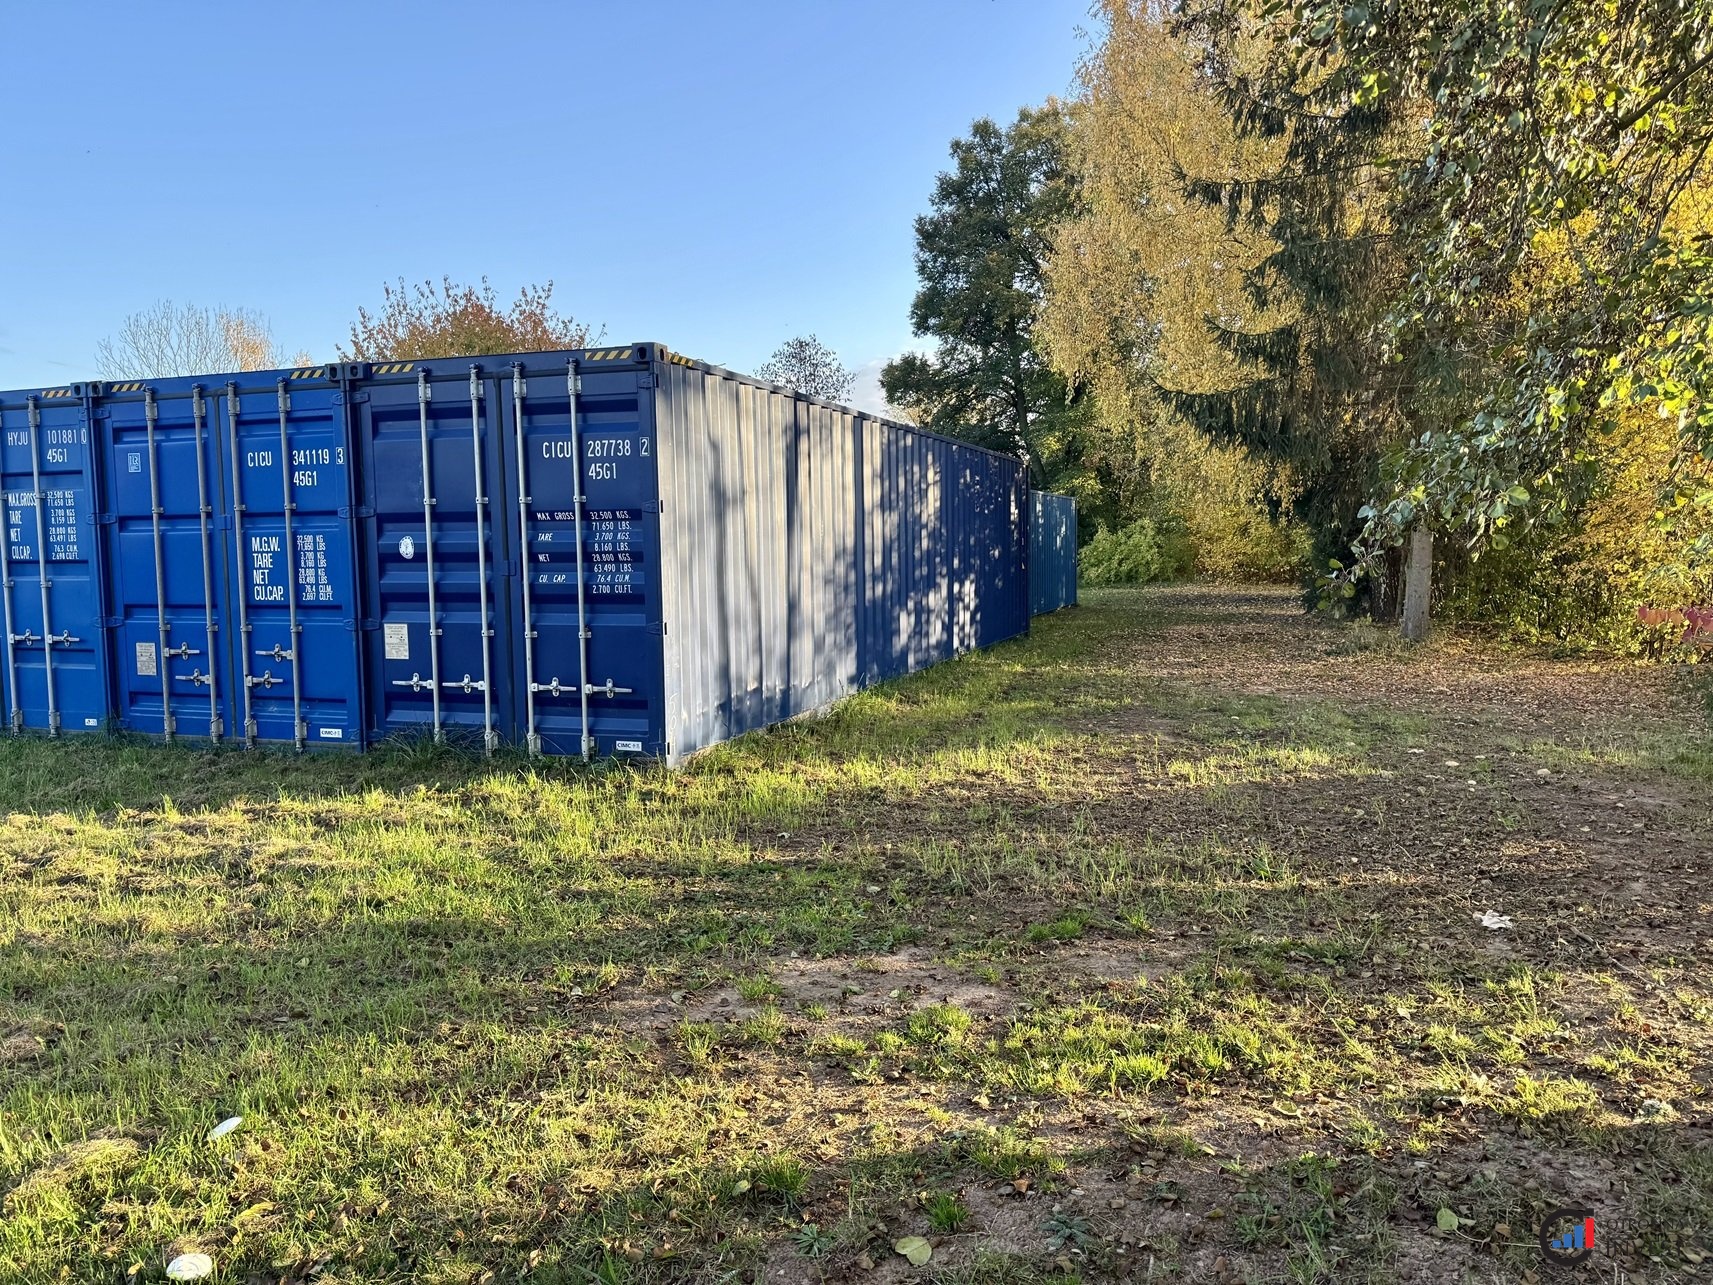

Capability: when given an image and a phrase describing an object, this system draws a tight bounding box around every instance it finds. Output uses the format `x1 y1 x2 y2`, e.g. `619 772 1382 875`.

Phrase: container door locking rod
190 387 222 741
275 380 306 750
226 384 257 747
0 416 19 733
143 389 175 741
455 367 498 755
566 359 593 760
416 370 443 741
512 365 541 755
25 398 61 736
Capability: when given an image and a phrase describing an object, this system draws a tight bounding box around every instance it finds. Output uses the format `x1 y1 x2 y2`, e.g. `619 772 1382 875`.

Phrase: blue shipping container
0 345 1032 762
1029 490 1078 616
0 384 107 735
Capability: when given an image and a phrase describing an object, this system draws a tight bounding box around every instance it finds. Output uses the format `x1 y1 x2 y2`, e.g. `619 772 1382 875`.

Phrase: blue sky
0 1 1093 410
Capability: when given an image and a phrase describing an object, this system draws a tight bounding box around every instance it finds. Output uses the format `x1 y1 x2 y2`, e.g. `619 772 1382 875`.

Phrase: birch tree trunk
1400 523 1433 643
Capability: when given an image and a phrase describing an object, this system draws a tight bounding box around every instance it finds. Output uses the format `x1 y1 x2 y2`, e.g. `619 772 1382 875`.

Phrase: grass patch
0 585 1708 1280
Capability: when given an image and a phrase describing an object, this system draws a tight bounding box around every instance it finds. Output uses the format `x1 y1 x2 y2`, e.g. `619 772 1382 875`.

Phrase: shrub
1081 518 1196 585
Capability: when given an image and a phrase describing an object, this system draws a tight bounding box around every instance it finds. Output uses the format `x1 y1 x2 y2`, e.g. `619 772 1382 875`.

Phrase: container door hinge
635 372 657 389
95 513 117 525
101 615 123 629
360 618 379 631
649 621 665 636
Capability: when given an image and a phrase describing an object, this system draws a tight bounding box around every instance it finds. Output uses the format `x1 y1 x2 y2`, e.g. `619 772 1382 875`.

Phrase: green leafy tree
882 105 1090 491
339 277 599 361
1260 0 1713 585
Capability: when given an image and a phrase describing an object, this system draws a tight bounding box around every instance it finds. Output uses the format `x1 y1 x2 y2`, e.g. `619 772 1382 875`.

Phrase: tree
1040 2 1324 580
339 277 599 362
756 335 856 402
882 105 1085 487
1295 0 1713 587
94 301 305 379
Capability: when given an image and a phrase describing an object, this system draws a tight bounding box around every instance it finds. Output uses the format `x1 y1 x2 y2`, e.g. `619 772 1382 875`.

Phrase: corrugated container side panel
839 407 859 692
819 403 845 707
886 428 903 677
1029 490 1079 615
0 389 107 735
655 366 686 753
859 419 877 687
785 400 806 715
721 379 746 734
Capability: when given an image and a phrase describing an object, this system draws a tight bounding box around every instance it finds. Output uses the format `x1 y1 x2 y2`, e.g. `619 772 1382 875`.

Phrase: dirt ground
733 586 1713 1284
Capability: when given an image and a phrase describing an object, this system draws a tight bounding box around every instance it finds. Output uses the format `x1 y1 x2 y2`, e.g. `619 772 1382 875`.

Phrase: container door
354 362 514 752
100 382 234 741
0 389 107 735
220 371 363 748
505 356 664 758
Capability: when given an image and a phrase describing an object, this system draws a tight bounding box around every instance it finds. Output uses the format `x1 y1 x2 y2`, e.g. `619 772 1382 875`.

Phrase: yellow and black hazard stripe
40 387 76 398
581 346 638 362
107 381 147 393
287 367 327 380
372 362 415 375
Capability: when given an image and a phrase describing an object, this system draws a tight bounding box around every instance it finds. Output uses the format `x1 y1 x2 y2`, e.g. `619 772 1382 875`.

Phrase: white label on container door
135 641 157 676
398 535 415 560
318 727 343 739
127 452 142 474
615 740 643 753
383 622 410 660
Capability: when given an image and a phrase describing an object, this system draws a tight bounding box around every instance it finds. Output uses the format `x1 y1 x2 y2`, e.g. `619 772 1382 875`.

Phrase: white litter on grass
165 1253 214 1280
206 1116 243 1142
1475 910 1514 931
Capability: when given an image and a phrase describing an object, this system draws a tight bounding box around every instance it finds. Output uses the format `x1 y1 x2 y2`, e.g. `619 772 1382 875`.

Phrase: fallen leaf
1436 1207 1460 1233
206 1116 243 1142
894 1235 932 1266
165 1254 214 1281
